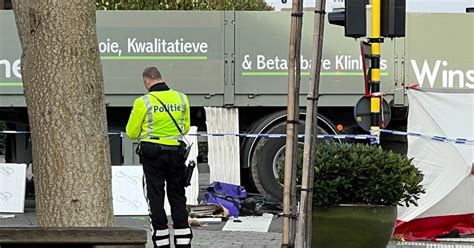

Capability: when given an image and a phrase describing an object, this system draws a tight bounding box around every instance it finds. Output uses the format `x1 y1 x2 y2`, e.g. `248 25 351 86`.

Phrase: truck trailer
1 5 473 201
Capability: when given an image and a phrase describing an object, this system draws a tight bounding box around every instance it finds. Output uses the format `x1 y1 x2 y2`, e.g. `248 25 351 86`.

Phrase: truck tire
241 110 337 202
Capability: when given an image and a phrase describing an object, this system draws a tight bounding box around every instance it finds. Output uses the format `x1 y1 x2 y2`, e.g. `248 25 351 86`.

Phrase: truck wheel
242 110 337 202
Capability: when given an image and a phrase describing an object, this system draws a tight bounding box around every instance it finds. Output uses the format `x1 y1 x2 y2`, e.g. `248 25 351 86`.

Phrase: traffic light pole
370 0 382 142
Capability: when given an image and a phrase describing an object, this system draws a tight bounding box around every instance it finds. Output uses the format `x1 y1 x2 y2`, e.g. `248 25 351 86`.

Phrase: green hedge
96 0 274 11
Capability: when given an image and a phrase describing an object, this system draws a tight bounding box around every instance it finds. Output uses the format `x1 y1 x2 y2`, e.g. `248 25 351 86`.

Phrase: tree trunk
12 0 114 227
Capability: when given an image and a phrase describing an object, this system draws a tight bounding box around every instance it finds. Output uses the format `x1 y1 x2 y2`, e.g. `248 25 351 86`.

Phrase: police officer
126 67 192 248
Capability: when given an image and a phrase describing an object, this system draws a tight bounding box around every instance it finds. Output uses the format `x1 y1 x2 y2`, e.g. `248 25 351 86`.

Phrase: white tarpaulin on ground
205 107 240 185
0 163 26 213
222 214 274 232
112 127 199 216
396 89 474 239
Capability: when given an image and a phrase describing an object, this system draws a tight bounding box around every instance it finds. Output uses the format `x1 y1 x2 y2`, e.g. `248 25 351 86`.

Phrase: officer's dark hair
142 67 162 80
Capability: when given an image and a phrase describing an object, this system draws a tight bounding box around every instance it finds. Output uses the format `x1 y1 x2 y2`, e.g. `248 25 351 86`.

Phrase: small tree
12 0 113 227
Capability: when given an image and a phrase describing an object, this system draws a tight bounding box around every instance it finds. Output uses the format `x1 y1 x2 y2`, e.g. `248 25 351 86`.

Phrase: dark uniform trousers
140 142 193 248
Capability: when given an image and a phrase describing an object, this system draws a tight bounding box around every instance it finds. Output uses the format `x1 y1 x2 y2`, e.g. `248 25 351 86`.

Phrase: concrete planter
312 205 397 248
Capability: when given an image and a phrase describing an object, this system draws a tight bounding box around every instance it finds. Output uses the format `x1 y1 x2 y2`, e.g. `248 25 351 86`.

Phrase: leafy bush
310 142 424 207
96 0 274 11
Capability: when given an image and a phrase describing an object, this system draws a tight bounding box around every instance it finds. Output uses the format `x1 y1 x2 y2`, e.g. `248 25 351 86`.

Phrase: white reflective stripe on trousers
155 229 169 236
174 228 191 236
176 238 191 245
155 238 170 246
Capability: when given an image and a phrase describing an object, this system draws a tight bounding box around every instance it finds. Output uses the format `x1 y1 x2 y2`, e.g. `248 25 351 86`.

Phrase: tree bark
12 0 114 227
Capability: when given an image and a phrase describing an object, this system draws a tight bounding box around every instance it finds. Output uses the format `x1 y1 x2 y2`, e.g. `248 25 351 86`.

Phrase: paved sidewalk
0 207 282 248
3 209 474 248
1 169 284 247
2 169 474 247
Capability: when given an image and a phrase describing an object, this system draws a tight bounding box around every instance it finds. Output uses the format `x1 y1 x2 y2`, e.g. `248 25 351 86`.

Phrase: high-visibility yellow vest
126 89 190 146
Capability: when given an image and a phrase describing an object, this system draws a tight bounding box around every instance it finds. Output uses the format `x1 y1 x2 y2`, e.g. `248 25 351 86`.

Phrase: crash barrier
2 129 474 145
0 227 147 248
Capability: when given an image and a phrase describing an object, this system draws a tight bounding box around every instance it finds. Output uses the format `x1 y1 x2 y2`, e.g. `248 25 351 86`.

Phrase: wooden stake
282 0 304 246
295 0 327 247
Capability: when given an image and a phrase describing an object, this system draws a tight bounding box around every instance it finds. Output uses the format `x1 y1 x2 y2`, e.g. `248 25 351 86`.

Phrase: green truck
1 9 473 200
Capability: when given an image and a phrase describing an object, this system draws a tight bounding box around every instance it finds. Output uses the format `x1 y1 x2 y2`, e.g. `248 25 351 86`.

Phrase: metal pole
295 0 327 247
282 0 304 247
370 0 382 141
